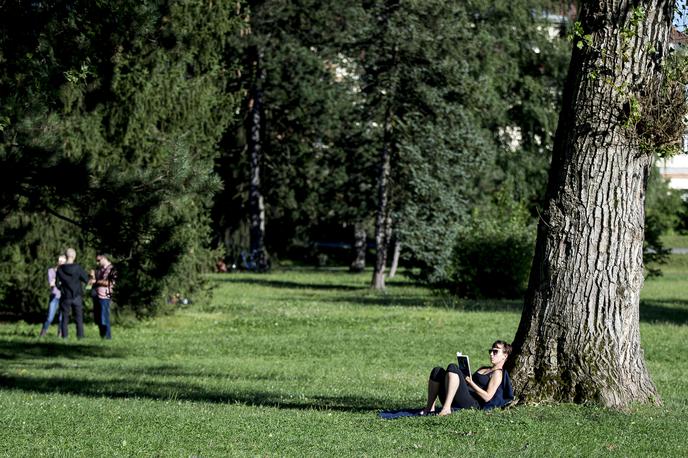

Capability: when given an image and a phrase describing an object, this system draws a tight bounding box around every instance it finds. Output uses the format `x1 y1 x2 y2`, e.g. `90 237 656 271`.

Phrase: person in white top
39 255 66 337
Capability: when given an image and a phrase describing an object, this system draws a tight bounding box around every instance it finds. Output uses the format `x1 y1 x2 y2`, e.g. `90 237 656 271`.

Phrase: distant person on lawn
420 340 514 415
39 254 66 337
216 257 228 273
56 248 90 339
92 253 116 339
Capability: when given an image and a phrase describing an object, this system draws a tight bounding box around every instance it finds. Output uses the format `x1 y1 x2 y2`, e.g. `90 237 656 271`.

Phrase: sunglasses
488 348 502 355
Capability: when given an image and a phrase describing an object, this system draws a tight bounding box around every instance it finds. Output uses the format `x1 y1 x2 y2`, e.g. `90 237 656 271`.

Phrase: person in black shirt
420 340 514 415
56 248 90 339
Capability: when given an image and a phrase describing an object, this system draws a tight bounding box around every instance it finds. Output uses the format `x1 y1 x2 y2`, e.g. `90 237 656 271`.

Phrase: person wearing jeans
56 248 90 339
39 255 66 337
93 254 116 339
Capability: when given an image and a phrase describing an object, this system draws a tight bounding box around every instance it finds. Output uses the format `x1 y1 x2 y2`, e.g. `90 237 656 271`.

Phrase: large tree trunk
349 222 367 273
248 45 267 266
509 0 672 408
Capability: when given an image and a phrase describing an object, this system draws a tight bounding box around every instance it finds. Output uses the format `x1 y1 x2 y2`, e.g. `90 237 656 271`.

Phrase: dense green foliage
0 1 243 315
435 2 580 298
1 0 684 314
351 0 498 283
212 0 367 260
1 264 687 455
450 194 537 298
212 0 578 286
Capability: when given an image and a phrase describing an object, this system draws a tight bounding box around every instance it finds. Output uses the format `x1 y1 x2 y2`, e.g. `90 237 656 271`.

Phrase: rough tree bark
247 45 267 265
508 0 674 408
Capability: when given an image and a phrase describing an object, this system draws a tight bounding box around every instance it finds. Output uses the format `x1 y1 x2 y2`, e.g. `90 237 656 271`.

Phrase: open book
456 352 471 378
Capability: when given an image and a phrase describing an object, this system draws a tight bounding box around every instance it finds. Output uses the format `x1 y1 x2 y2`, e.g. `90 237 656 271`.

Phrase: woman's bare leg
422 379 440 414
438 371 460 416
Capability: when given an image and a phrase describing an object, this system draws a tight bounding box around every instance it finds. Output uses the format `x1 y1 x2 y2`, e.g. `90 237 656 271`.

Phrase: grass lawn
660 233 688 250
1 260 687 456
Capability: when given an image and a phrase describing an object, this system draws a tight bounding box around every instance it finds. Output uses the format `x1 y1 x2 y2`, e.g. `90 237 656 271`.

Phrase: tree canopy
0 0 244 315
1 0 685 343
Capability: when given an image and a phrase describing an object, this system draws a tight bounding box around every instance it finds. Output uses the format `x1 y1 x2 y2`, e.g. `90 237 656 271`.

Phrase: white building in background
659 150 688 191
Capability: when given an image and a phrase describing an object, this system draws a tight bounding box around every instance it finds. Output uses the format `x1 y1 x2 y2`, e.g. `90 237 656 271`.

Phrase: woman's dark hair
492 340 512 356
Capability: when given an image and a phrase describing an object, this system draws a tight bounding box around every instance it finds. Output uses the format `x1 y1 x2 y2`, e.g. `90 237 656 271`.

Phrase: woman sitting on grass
420 340 514 416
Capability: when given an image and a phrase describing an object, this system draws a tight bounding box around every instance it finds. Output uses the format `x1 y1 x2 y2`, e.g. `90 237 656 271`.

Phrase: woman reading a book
420 340 514 416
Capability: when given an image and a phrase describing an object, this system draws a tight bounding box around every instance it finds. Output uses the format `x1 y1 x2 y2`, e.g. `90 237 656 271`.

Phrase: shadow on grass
0 338 390 411
215 277 364 291
320 295 523 312
115 365 294 381
0 340 123 361
0 310 99 325
0 373 391 413
640 299 688 325
214 271 523 312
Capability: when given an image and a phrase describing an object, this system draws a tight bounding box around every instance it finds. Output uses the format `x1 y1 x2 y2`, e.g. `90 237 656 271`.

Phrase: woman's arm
466 370 503 402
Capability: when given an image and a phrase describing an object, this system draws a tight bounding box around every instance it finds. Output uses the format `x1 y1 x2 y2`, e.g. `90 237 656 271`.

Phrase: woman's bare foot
438 407 452 416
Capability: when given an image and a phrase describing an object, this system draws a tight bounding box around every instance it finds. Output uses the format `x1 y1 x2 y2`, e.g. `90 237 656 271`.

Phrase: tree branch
40 205 97 243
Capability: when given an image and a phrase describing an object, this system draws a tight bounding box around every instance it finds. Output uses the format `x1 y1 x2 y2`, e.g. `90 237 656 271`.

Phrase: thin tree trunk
369 0 400 290
388 236 401 278
508 0 671 408
248 45 266 267
372 112 393 290
350 222 367 273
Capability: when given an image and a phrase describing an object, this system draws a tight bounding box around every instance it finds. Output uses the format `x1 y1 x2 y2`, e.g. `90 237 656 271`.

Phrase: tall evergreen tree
478 2 572 210
0 1 243 315
214 0 367 264
347 0 512 289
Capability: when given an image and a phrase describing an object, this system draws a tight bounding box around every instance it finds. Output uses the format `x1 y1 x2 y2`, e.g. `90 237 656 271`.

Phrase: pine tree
344 0 503 288
213 0 368 265
0 1 243 315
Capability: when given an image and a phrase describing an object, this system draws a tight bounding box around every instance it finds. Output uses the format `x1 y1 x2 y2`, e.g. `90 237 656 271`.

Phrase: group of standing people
39 248 116 340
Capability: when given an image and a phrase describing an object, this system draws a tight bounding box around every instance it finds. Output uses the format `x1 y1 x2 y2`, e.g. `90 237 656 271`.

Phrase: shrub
448 196 536 299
